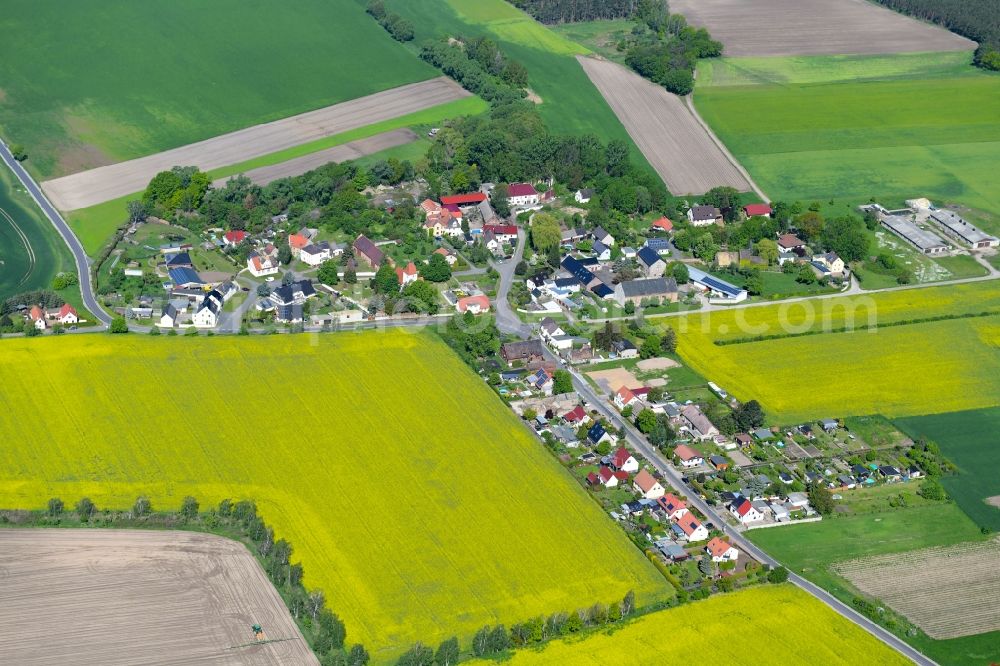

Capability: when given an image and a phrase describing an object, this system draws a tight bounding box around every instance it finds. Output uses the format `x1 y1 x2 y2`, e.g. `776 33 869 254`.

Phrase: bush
108 316 129 334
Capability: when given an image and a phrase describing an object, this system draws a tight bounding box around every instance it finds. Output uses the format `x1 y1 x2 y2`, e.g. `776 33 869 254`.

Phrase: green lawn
382 0 658 181
549 19 635 62
932 254 988 279
0 162 74 301
0 0 436 179
709 268 837 299
896 408 1000 532
694 52 1000 213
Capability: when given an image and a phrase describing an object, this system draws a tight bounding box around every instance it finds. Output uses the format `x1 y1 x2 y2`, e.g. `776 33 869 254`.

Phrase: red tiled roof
289 233 309 249
508 183 537 197
744 203 772 217
633 469 659 493
458 295 490 312
733 498 753 517
441 193 486 205
674 444 702 461
614 470 630 481
615 386 636 404
586 472 600 485
29 305 43 320
652 217 673 231
484 224 518 236
777 234 805 248
612 447 632 469
564 405 586 423
658 493 687 514
58 303 77 318
707 537 734 558
224 230 247 244
676 515 703 536
598 466 614 483
631 386 650 397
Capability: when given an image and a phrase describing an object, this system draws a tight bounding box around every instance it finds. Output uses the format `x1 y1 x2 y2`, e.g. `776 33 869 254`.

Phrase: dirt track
578 57 753 195
42 77 469 210
670 0 975 57
213 129 419 188
0 529 318 665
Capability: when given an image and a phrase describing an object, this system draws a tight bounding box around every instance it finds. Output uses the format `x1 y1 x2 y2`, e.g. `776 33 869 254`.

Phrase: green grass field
0 0 436 179
662 281 1000 423
482 585 909 665
549 19 635 62
0 162 74 301
0 331 671 661
381 0 658 179
749 497 997 665
694 52 1000 213
896 408 1000 532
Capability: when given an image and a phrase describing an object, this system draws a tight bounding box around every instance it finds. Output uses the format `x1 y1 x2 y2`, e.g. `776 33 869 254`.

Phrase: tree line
869 0 1000 70
511 0 651 23
366 1 414 42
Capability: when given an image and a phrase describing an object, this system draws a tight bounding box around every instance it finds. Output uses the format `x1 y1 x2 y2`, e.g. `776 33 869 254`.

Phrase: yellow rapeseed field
666 281 1000 423
0 331 671 661
489 585 911 665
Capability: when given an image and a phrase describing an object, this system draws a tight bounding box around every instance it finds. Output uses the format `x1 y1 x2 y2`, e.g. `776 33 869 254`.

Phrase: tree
180 496 199 519
671 262 690 284
796 263 817 284
918 478 947 501
397 642 433 666
127 199 149 225
434 637 459 666
563 611 583 633
317 260 340 286
733 400 765 431
698 554 713 577
795 210 824 241
133 496 152 517
620 589 635 618
552 370 573 395
807 481 835 516
514 260 527 275
744 270 764 296
640 334 661 359
278 243 293 266
344 268 357 284
419 253 452 282
530 212 561 251
76 497 96 518
109 316 129 333
491 184 510 218
702 186 741 222
256 283 270 297
636 408 657 433
148 326 161 336
10 143 27 161
471 627 490 657
488 625 509 653
47 497 64 516
821 215 869 262
767 566 789 583
756 238 778 265
373 263 399 294
348 644 370 666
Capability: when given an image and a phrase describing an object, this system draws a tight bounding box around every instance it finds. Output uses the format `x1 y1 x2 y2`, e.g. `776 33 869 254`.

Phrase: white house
730 497 764 525
247 252 279 277
687 205 722 227
674 515 709 542
506 183 539 207
633 469 666 500
592 226 615 247
56 304 79 324
574 188 594 204
673 444 704 468
159 303 179 328
706 537 739 563
681 405 719 441
539 317 565 341
614 386 639 411
299 242 332 267
611 447 639 473
192 290 223 328
596 466 627 488
657 493 688 521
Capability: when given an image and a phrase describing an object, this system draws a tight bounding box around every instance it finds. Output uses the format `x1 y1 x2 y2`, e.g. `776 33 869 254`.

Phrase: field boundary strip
41 77 471 211
0 205 36 288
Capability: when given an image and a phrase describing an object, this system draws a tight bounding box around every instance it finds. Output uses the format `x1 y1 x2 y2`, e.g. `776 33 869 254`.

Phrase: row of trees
512 0 654 23
366 1 414 42
420 40 528 108
624 11 722 95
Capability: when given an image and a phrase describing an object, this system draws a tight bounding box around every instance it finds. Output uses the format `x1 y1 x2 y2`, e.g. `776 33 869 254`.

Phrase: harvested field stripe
577 56 754 196
41 77 471 211
212 129 419 188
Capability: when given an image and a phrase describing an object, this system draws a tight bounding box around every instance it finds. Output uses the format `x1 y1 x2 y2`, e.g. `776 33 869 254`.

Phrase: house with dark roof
644 237 671 253
275 303 304 324
637 246 666 277
611 338 638 359
729 497 764 525
168 267 203 288
614 277 678 306
500 339 545 366
588 422 612 446
165 252 193 269
592 227 615 246
353 235 385 268
270 280 316 306
192 290 223 328
687 205 722 227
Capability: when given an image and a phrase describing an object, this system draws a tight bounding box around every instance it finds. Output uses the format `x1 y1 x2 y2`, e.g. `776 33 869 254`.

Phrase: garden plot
834 537 1000 639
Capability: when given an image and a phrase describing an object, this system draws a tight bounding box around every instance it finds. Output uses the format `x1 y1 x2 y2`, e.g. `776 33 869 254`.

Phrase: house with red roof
632 469 665 500
56 303 79 324
597 465 629 488
611 447 639 473
506 183 539 207
673 444 704 468
288 233 310 258
707 537 739 562
729 496 764 525
614 385 639 411
247 252 279 278
777 234 806 252
433 247 457 266
223 230 248 247
457 294 490 315
396 261 418 287
354 235 385 269
563 405 588 425
483 224 518 242
657 493 688 521
672 514 709 542
28 305 46 330
441 192 487 206
651 217 673 232
743 203 772 218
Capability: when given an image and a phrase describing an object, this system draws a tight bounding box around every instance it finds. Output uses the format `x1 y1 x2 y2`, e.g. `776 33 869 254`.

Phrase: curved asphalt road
0 139 111 326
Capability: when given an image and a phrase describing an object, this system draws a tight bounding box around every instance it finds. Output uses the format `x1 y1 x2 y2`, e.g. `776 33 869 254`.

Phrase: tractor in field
251 624 267 642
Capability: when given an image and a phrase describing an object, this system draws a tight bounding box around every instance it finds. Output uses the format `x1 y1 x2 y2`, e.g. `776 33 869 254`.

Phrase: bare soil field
587 367 641 393
0 529 317 666
42 78 469 211
833 536 1000 639
670 0 975 57
987 495 1000 508
577 57 753 195
637 358 679 371
213 129 419 188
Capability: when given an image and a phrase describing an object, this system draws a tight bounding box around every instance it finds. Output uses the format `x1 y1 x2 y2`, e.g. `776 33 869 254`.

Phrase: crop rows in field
0 529 316 665
664 281 1000 423
834 537 1000 639
482 585 910 665
0 331 670 660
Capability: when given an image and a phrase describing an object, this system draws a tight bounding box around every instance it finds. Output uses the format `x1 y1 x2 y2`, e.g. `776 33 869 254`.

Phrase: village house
633 469 666 500
457 294 490 314
657 493 688 521
433 247 457 266
395 261 419 288
353 234 385 269
637 246 667 278
594 465 629 488
672 514 709 543
591 240 611 262
687 205 723 227
539 317 565 342
192 290 223 328
614 277 678 307
563 404 588 425
247 252 279 278
501 339 545 366
506 183 540 207
526 368 553 394
777 234 806 252
440 192 486 207
53 303 79 325
650 217 673 233
288 233 310 259
574 188 594 204
812 252 845 276
159 303 179 328
743 203 772 219
270 280 316 307
730 497 764 525
588 422 613 446
673 444 704 468
222 230 248 247
614 386 640 411
706 537 739 562
611 447 639 473
300 241 333 267
681 405 719 441
28 305 46 330
592 227 615 247
483 224 518 245
611 338 639 359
